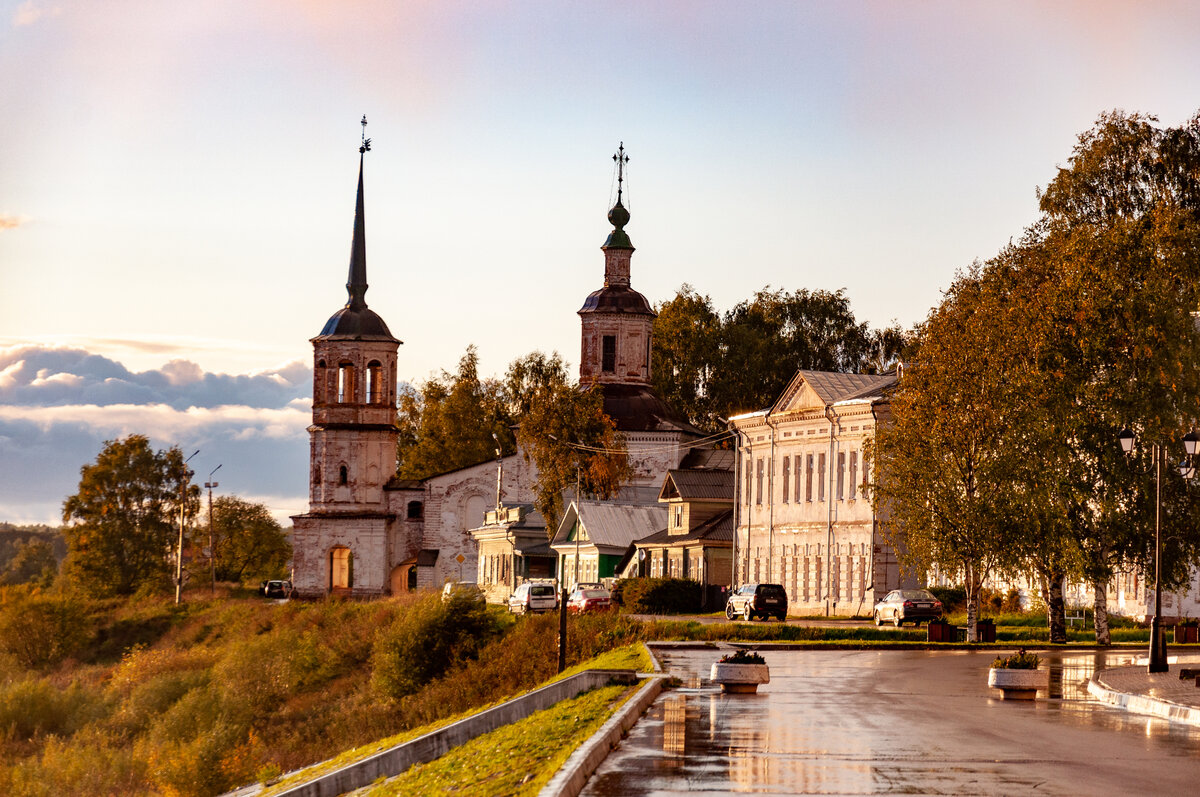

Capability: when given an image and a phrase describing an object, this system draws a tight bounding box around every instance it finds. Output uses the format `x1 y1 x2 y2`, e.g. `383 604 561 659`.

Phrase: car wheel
874 612 882 627
776 613 786 622
744 604 754 622
725 604 736 620
892 614 903 628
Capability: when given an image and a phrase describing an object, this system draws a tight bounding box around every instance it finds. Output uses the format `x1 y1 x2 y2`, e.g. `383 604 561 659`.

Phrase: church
291 139 717 599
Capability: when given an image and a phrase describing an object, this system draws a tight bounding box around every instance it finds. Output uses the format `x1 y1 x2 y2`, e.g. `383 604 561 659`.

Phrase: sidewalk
1088 654 1200 726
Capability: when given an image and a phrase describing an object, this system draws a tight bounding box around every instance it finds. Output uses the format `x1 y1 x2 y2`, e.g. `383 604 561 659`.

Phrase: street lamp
1117 428 1198 673
205 464 222 594
176 450 199 605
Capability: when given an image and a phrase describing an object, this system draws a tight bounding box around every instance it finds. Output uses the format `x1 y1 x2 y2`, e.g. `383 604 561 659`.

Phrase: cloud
11 2 58 28
0 213 29 231
0 344 311 409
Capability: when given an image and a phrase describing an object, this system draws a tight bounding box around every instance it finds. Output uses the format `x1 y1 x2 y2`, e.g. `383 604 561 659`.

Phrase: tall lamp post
176 449 199 605
205 464 222 594
1118 428 1198 673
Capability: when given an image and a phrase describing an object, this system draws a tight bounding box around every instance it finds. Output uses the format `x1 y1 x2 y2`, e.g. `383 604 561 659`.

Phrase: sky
3 0 1200 526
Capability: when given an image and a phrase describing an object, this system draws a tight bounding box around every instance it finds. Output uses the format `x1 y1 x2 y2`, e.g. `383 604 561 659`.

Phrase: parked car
508 581 559 614
567 586 613 613
725 583 788 621
873 589 944 626
260 580 292 599
441 581 484 603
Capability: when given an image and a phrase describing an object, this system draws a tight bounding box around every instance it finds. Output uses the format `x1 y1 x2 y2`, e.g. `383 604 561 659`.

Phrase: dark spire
346 115 372 310
604 142 633 249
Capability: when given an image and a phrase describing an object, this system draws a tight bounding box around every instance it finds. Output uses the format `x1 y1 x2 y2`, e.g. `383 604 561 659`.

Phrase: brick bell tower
291 119 402 598
578 142 655 384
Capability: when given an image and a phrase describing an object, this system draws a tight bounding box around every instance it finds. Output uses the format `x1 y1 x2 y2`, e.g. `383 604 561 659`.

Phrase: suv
508 582 558 614
725 583 788 621
260 580 292 599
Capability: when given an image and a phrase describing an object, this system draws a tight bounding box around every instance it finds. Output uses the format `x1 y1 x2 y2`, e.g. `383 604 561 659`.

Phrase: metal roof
593 383 705 435
551 500 667 551
790 370 897 407
658 469 734 502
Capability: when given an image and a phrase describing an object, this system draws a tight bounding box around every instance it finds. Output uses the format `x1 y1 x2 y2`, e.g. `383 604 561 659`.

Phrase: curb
538 675 667 797
1086 677 1200 727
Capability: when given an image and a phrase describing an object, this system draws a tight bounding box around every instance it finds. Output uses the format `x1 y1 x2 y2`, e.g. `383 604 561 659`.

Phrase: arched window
407 500 424 520
330 546 353 590
338 362 355 403
339 465 348 486
366 360 384 404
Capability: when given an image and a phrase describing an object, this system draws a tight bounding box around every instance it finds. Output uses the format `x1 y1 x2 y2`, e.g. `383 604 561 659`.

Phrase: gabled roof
772 370 897 414
550 500 667 551
658 469 734 502
635 509 733 547
677 447 735 471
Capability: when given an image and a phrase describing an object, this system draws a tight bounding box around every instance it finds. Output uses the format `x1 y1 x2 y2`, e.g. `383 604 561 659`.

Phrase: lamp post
1118 428 1198 673
205 464 222 594
175 449 199 605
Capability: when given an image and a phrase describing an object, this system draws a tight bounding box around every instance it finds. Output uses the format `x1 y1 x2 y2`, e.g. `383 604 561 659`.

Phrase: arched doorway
330 546 353 591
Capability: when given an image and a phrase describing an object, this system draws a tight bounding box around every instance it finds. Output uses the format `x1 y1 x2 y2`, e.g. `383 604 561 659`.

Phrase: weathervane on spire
360 115 371 154
613 141 629 203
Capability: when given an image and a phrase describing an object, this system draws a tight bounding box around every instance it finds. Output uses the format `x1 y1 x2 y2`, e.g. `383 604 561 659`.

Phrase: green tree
506 352 632 534
208 496 291 583
396 346 516 480
61 435 198 596
0 538 58 587
651 285 723 431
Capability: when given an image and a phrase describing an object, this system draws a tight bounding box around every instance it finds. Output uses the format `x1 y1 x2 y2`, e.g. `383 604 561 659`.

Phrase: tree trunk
965 565 980 643
1093 581 1111 646
1046 570 1067 644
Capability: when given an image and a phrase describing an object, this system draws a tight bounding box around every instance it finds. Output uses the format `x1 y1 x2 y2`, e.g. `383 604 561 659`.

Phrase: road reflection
582 649 1200 796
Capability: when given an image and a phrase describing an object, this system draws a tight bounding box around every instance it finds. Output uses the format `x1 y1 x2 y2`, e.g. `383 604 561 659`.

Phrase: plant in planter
987 648 1048 700
1175 619 1199 644
710 649 769 693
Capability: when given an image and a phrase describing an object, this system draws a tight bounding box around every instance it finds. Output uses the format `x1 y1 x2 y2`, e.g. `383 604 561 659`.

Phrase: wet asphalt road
582 649 1200 796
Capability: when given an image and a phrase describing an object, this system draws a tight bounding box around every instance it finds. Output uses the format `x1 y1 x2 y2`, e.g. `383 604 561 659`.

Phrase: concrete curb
538 675 668 797
1087 677 1200 727
268 669 639 797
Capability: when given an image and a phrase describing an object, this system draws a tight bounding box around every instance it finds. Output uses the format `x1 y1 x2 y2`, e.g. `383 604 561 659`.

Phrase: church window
602 336 616 372
339 465 348 486
366 360 384 404
338 362 355 403
781 456 790 503
407 500 424 520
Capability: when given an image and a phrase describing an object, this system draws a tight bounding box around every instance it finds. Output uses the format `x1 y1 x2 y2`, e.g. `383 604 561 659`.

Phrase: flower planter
1174 624 1199 644
987 667 1048 700
710 662 770 694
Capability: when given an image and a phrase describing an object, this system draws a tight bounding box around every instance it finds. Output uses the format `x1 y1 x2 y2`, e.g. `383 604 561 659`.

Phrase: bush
616 578 702 614
0 678 98 740
927 586 966 613
371 591 500 700
0 589 92 669
992 648 1040 669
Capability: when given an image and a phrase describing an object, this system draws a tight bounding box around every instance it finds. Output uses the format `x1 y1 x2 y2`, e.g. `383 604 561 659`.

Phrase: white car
508 582 558 614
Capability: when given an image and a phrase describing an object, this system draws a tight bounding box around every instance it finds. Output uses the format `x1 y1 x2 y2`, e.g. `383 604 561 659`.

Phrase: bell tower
578 142 655 384
292 118 402 597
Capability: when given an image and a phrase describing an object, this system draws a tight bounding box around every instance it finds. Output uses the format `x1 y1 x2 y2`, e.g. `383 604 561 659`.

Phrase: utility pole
175 450 199 605
205 464 222 594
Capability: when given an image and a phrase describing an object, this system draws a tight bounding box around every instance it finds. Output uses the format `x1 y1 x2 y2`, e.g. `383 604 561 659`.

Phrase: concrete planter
987 667 1048 700
710 662 770 694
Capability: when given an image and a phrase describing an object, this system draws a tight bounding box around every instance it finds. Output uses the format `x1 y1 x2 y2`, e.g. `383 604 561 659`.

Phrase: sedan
567 587 613 613
873 589 943 627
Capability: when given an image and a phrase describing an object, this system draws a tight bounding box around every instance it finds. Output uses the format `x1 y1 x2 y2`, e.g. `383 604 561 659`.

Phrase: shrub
616 578 702 614
928 586 966 613
991 648 1040 669
0 589 92 669
371 591 500 700
0 678 95 740
719 649 765 664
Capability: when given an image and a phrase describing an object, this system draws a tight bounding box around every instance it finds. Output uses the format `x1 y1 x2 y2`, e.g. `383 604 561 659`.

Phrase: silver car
508 582 558 614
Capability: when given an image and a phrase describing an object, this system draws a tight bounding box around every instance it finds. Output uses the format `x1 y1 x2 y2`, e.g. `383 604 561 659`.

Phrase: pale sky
3 0 1200 525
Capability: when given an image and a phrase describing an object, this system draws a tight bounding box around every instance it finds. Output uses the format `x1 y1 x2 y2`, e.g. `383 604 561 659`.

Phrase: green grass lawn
366 683 638 796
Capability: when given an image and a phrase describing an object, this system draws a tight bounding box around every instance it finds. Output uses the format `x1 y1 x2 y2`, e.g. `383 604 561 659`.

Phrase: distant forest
0 523 65 586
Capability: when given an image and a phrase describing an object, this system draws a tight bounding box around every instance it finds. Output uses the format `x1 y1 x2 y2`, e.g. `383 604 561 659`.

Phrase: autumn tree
506 352 631 534
208 496 291 583
396 346 516 480
61 435 198 596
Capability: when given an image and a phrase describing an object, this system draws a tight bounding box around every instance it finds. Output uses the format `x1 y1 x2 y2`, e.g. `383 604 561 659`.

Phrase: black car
725 583 788 621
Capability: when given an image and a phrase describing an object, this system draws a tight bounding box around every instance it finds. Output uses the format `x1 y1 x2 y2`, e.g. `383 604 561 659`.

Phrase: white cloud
11 2 58 28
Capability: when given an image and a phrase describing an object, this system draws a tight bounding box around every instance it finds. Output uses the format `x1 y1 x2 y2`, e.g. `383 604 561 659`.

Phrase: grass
367 683 636 796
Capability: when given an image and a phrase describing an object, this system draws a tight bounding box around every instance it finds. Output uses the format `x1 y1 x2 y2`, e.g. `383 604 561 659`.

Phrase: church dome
578 285 654 316
317 305 396 340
